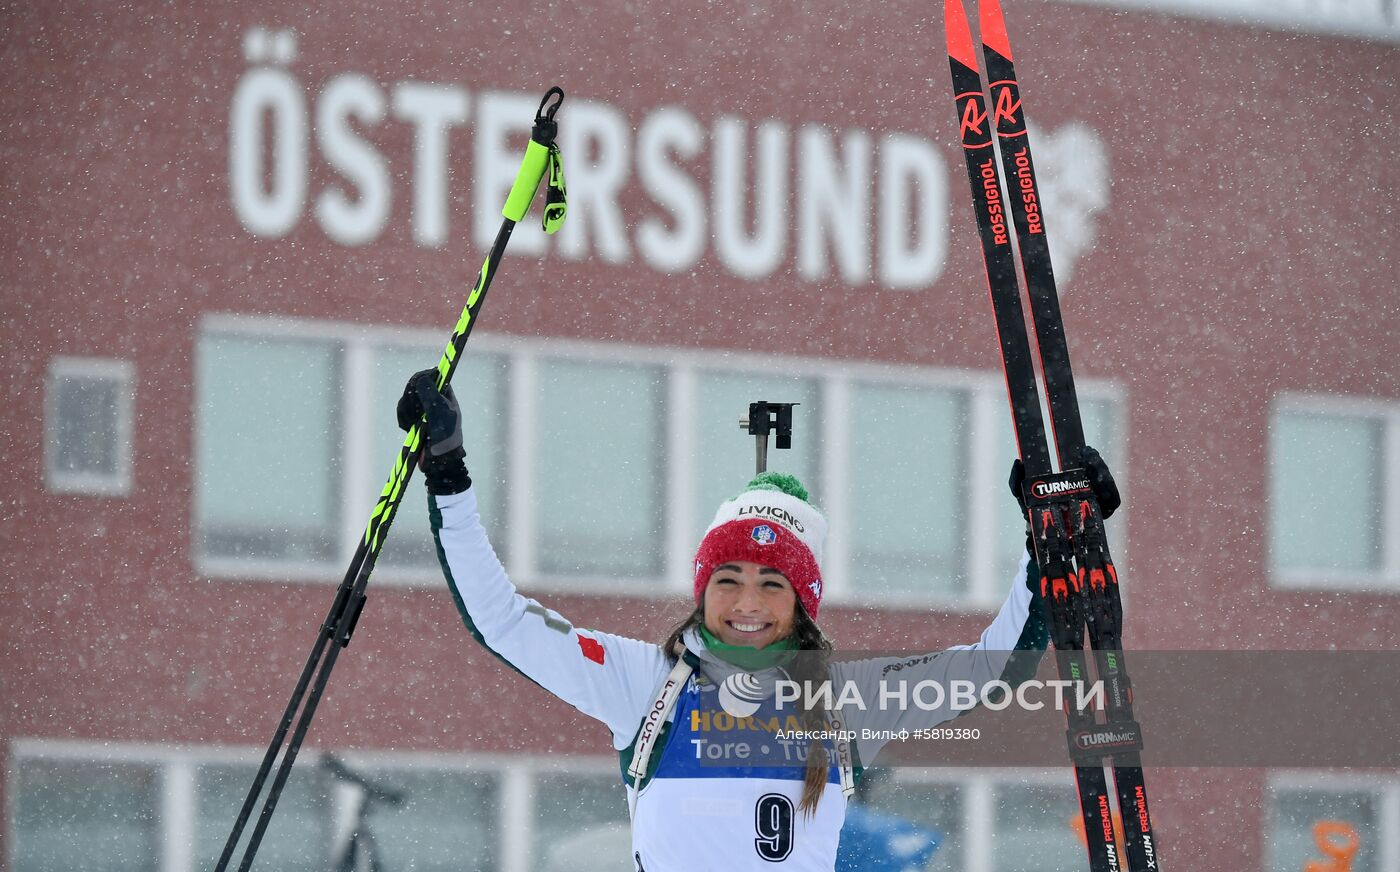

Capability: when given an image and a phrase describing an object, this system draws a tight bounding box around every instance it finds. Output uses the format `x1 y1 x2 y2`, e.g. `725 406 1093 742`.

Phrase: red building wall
3 0 1396 867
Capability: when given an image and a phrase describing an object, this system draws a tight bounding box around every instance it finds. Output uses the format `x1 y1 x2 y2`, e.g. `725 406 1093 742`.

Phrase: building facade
4 0 1399 869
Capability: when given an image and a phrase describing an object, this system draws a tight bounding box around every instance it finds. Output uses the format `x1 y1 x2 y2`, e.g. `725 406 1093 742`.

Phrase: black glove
397 369 471 496
1008 445 1121 520
1078 446 1120 519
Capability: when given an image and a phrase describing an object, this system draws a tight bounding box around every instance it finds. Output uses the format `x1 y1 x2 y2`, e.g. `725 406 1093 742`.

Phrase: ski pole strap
542 143 566 233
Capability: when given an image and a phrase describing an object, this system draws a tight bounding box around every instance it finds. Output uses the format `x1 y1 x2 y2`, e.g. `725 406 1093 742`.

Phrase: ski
976 0 1161 868
944 1 1162 870
942 3 1121 871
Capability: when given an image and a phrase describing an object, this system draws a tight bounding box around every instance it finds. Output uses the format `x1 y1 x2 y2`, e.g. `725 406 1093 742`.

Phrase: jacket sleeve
834 550 1048 756
430 487 671 751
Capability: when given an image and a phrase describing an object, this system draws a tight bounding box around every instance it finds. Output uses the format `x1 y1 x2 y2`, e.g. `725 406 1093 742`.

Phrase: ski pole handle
504 86 566 224
369 86 566 555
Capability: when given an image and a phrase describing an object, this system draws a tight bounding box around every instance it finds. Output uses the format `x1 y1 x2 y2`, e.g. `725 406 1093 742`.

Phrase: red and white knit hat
693 472 828 619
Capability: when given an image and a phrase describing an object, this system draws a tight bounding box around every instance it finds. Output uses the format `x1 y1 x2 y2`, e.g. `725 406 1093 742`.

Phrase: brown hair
661 599 834 817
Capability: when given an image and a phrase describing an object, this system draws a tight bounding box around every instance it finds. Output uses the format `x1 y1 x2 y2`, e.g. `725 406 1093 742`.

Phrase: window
536 359 666 579
1053 0 1400 43
531 772 630 871
44 357 134 496
320 764 499 872
876 770 1400 872
6 741 617 872
195 322 508 580
193 763 329 871
1270 396 1399 589
869 768 1095 872
990 781 1088 872
196 334 342 564
192 760 499 871
12 758 160 872
861 774 963 872
196 315 1125 609
1266 779 1395 872
20 743 1211 872
848 382 969 596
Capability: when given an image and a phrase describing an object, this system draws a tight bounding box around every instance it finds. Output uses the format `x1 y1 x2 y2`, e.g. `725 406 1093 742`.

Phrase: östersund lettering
228 40 954 290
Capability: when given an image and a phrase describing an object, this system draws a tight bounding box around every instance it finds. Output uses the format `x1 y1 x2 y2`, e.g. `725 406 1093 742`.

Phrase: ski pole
215 86 566 872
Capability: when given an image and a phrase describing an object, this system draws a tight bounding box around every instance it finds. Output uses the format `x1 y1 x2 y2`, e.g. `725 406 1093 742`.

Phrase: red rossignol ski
977 2 1161 869
943 1 1161 871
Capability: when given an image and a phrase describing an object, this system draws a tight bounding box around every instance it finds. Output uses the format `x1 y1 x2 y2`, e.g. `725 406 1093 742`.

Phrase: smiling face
702 560 798 649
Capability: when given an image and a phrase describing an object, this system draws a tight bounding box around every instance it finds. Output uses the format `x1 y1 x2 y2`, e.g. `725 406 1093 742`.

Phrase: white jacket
431 487 1045 871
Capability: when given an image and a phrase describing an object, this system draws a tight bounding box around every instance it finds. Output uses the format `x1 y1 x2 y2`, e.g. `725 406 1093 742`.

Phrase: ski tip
944 0 978 70
979 0 1014 62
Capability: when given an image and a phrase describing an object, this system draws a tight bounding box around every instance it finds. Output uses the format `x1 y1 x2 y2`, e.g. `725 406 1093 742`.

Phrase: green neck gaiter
698 625 799 671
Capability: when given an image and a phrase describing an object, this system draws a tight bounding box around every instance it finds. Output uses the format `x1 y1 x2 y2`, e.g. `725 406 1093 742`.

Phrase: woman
399 370 1119 871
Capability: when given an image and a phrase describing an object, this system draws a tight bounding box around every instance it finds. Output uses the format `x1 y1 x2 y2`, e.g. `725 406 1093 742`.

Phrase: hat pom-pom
744 471 810 503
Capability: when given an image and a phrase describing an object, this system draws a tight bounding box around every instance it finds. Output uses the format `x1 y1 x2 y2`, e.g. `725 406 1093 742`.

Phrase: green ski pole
215 86 566 872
